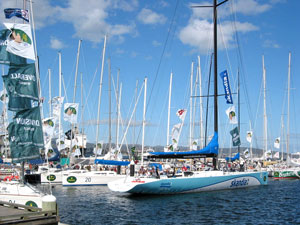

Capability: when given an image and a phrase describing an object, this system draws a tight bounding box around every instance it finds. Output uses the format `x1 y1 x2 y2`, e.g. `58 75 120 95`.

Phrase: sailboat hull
0 181 45 208
62 170 126 186
108 171 268 194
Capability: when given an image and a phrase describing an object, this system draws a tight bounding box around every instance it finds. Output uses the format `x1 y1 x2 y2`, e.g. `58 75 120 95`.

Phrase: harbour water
52 179 300 225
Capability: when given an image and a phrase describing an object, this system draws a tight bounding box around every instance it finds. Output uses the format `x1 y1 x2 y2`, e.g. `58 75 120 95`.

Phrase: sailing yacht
273 53 300 179
108 0 268 195
0 3 57 208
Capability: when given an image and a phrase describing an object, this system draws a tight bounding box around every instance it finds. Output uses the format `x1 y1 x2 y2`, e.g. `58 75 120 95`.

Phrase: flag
4 8 29 22
274 137 280 149
8 107 44 162
265 150 272 159
230 126 241 146
9 106 44 147
7 96 32 111
0 89 8 104
0 29 27 65
64 103 78 123
3 63 39 100
4 23 35 60
219 70 233 104
244 148 250 158
94 141 104 156
225 106 237 124
273 152 280 159
51 96 64 120
56 138 65 151
246 131 252 143
192 139 198 150
42 117 55 136
171 123 181 150
176 109 187 121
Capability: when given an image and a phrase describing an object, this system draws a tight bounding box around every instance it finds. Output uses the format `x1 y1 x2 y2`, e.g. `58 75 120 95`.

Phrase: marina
0 0 300 224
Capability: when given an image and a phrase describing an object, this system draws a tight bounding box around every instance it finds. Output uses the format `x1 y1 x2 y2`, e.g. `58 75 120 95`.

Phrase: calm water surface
52 179 300 225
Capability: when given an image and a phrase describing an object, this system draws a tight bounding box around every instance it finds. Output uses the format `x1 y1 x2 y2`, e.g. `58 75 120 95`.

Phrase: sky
0 0 299 154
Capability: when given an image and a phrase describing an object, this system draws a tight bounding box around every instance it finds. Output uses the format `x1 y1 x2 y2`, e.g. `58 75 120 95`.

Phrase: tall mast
48 69 52 117
58 52 62 151
73 40 82 103
198 56 204 148
116 69 120 149
116 83 122 151
167 72 173 146
189 62 194 149
108 57 112 152
263 55 267 159
95 35 107 155
287 52 291 162
141 77 147 166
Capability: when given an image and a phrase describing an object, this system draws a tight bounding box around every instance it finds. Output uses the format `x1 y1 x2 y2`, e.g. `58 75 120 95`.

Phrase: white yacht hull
62 170 126 186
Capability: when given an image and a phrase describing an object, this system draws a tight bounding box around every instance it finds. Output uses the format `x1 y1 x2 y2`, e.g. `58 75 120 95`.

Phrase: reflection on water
52 179 300 225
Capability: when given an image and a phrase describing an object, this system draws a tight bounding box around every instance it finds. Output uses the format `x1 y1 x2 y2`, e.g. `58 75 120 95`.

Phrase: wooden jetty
0 201 59 225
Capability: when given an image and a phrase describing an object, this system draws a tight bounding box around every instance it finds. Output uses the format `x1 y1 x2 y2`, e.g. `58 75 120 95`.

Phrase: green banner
230 126 241 147
0 29 27 65
7 96 32 111
3 63 39 101
8 107 44 162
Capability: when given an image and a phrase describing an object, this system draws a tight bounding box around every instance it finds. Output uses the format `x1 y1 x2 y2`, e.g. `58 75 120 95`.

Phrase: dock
0 201 59 225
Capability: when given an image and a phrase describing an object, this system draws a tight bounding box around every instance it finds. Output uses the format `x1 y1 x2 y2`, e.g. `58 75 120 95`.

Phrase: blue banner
4 8 29 22
219 70 233 104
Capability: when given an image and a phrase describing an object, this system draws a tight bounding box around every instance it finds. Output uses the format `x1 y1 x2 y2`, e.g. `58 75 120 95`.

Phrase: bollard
42 195 57 213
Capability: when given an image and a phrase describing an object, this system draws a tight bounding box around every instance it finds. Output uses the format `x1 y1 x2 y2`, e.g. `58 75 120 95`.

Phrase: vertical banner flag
244 149 250 158
64 103 79 123
4 8 29 22
4 23 35 60
8 107 44 162
274 137 280 149
0 29 27 65
230 126 241 146
3 63 38 100
42 117 55 136
273 151 280 159
265 150 272 159
219 70 233 104
171 123 182 150
246 131 253 143
225 106 237 124
51 96 64 121
176 109 187 121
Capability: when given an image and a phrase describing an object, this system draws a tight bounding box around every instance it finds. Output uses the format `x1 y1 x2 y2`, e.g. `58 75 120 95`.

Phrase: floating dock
0 201 59 225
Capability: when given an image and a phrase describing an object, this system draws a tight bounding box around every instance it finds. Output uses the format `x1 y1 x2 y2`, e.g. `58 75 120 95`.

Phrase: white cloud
137 8 166 25
263 39 280 48
50 37 65 49
55 0 136 43
152 40 162 47
179 19 258 53
230 0 271 15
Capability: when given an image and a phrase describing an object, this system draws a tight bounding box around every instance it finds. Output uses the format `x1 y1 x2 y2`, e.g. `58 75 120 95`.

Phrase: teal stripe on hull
129 172 268 194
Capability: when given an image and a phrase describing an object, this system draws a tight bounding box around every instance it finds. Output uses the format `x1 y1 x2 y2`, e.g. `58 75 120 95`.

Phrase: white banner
64 103 79 123
4 23 35 60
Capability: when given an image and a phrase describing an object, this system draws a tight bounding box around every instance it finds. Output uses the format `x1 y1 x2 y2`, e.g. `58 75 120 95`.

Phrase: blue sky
0 0 299 154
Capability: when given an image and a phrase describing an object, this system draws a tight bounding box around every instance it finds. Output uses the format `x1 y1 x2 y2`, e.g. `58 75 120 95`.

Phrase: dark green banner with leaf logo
0 29 26 65
8 106 44 162
230 126 241 147
3 63 38 101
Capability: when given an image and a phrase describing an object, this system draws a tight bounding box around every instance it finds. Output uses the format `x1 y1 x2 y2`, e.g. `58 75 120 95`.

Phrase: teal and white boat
108 133 268 194
108 0 269 195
